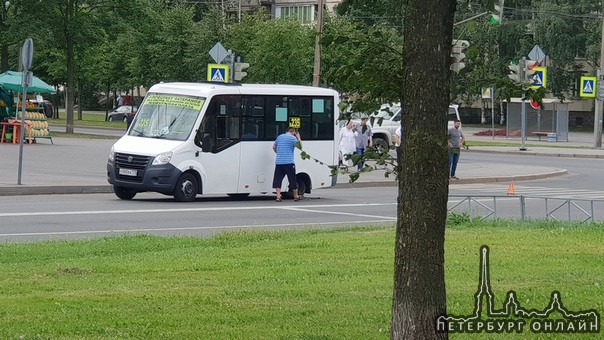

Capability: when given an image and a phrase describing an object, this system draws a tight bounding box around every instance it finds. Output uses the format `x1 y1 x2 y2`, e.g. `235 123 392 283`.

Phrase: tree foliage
321 16 403 116
226 10 315 84
453 0 603 106
2 0 601 118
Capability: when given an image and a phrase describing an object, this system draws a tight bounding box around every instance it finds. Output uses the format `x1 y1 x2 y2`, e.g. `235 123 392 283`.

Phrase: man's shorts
272 164 297 189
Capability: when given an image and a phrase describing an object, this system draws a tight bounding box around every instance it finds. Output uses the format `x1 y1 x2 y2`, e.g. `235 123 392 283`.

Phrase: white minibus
107 82 340 201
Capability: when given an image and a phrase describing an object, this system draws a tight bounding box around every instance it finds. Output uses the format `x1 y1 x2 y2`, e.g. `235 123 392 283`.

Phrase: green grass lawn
0 221 601 339
47 112 124 139
49 112 125 129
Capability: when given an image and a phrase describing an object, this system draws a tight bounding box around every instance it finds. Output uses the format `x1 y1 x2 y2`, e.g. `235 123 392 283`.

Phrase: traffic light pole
594 9 604 148
595 68 602 148
520 57 527 151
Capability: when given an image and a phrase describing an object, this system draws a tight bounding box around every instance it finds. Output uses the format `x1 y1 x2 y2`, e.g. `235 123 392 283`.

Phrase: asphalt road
0 186 398 242
3 125 604 242
2 184 603 244
2 151 604 242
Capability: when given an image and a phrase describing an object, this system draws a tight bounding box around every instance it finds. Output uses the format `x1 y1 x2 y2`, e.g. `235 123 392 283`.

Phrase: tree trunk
65 0 75 133
390 1 456 339
0 44 8 73
0 9 7 73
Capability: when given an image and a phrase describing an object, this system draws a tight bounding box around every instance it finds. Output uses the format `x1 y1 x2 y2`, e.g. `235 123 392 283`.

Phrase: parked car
352 103 461 152
27 99 55 118
108 106 137 122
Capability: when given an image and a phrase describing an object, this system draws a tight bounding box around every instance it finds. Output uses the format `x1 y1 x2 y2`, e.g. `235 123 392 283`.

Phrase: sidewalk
0 131 603 196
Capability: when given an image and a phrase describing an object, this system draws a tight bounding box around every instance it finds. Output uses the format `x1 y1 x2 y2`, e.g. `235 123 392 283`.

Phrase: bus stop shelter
506 98 570 142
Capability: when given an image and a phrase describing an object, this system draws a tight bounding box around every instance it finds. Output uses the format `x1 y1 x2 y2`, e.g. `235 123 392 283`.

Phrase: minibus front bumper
107 156 183 194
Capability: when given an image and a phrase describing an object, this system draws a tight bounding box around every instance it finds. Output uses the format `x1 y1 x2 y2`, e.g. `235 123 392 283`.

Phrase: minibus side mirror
201 133 214 152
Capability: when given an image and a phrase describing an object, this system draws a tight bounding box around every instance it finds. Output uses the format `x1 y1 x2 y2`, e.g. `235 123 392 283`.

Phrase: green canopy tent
0 71 55 119
0 71 55 94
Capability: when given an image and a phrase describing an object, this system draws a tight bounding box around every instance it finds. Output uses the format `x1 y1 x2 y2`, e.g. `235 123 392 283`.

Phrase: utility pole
238 0 241 23
221 0 225 29
312 0 324 87
594 2 604 148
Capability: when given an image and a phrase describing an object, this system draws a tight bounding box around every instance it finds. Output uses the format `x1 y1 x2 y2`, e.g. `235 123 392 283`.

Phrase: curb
0 185 113 196
0 170 569 196
332 169 568 189
467 148 604 159
448 169 568 184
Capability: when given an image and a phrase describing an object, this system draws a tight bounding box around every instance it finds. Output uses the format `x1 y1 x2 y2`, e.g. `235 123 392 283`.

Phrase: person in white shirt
394 126 402 165
339 120 357 167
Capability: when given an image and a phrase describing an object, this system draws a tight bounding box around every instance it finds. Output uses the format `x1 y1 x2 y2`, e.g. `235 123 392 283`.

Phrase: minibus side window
198 95 241 153
241 96 265 141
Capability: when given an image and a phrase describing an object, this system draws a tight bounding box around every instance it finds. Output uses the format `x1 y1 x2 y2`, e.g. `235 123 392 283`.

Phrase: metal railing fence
448 195 604 222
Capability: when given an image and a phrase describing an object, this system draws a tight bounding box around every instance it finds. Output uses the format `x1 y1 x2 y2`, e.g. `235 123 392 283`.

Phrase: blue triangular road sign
583 81 594 93
532 73 543 86
212 69 225 82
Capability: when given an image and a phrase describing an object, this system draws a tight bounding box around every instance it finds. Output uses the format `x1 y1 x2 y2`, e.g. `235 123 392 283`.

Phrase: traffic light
489 0 504 25
234 62 250 81
507 59 522 84
524 60 539 82
450 40 469 73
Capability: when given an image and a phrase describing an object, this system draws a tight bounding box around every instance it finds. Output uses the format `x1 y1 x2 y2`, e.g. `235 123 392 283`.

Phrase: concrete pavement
1 128 603 196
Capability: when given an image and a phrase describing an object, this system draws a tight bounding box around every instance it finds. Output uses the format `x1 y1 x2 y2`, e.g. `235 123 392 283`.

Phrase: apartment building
227 0 340 24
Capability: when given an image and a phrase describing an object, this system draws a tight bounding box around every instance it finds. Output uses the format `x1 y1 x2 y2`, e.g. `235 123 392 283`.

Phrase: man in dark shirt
447 119 465 180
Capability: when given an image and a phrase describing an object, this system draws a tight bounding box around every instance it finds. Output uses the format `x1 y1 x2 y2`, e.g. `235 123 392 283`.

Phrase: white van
107 82 340 201
353 103 460 151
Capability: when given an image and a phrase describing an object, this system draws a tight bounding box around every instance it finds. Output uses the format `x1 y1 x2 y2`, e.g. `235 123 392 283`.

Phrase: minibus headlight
108 146 115 162
152 151 172 165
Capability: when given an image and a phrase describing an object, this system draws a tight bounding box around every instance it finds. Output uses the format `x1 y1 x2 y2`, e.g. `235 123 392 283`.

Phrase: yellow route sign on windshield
145 95 204 110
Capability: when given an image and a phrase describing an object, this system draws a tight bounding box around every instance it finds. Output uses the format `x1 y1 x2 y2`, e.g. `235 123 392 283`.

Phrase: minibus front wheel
114 186 137 200
173 172 198 202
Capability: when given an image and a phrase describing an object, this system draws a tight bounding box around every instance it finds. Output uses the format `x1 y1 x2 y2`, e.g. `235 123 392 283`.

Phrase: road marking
283 207 397 220
452 184 604 199
0 202 395 218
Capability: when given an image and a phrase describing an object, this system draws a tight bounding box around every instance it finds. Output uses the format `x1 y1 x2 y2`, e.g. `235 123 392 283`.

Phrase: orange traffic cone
507 180 516 195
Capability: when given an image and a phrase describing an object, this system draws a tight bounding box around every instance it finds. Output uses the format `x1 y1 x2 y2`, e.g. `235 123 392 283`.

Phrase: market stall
0 71 55 144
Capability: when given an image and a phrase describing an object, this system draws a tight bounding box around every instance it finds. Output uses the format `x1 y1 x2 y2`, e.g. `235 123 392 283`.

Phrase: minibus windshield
128 94 205 141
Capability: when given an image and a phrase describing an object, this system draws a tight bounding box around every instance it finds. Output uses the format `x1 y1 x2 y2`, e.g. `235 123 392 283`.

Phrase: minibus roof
147 82 338 97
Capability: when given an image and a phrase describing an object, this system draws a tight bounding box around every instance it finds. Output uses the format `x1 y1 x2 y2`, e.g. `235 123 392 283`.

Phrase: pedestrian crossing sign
481 87 493 99
529 66 547 89
207 64 229 83
580 76 597 98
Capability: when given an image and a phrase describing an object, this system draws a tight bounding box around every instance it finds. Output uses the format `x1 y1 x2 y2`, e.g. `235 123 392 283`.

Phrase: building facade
226 0 340 24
